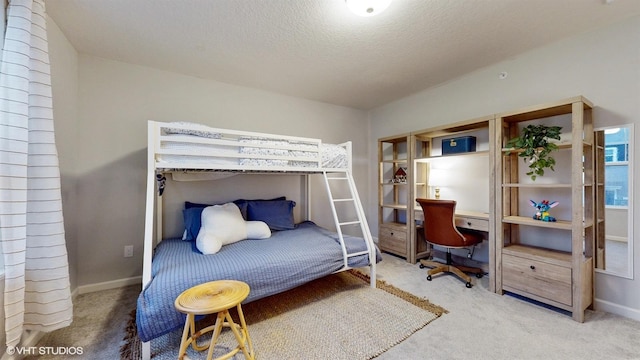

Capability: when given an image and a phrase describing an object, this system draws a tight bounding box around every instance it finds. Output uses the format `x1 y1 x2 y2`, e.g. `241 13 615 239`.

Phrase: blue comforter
136 221 379 342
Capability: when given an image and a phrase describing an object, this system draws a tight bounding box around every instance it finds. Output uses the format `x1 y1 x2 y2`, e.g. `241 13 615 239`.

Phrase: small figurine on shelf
392 167 407 184
529 199 558 222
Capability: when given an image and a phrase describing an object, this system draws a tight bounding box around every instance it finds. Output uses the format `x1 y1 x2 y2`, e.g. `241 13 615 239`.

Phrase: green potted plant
506 124 562 180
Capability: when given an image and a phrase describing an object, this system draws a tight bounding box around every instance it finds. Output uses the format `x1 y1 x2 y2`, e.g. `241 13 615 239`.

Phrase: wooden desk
452 210 490 233
414 208 491 275
414 209 489 233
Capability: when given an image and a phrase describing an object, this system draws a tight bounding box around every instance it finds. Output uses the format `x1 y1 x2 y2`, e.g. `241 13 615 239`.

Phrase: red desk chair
416 198 484 288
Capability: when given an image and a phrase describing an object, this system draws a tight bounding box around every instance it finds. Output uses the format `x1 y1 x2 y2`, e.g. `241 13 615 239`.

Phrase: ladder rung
347 251 369 258
339 221 361 226
333 198 354 202
327 177 348 180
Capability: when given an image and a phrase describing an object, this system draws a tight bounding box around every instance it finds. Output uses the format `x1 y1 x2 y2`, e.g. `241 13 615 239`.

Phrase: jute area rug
121 270 447 359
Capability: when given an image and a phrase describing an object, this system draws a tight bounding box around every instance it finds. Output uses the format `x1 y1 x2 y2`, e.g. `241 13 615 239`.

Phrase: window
604 127 629 207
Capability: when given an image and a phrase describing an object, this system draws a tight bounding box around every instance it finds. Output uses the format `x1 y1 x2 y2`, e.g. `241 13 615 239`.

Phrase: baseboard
18 330 45 358
595 298 640 321
77 276 142 295
71 286 80 300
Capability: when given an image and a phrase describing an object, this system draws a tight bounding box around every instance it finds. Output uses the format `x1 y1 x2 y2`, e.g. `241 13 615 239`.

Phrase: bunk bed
138 121 378 357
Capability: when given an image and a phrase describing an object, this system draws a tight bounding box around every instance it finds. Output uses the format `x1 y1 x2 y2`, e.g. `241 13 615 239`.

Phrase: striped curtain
0 0 73 348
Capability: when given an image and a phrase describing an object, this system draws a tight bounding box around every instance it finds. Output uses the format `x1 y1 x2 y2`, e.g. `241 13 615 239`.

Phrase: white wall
70 56 369 286
369 16 640 320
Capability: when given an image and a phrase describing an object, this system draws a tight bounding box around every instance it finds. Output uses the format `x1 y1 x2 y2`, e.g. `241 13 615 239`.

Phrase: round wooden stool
174 280 255 360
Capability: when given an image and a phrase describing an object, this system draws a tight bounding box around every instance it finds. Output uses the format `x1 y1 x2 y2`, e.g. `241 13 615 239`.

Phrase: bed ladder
322 171 377 287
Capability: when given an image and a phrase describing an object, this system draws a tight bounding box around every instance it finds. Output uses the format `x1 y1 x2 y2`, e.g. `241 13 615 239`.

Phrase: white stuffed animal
196 202 271 255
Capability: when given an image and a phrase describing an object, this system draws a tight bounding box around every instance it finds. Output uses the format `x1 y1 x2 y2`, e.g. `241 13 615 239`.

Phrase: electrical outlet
124 245 134 258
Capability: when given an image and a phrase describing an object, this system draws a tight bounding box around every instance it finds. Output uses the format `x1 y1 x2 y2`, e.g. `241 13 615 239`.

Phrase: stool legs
206 311 226 360
178 313 212 360
178 306 254 360
178 314 191 360
236 303 254 359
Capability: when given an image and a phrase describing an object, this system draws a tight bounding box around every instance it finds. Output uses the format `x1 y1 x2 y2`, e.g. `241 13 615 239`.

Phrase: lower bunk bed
137 220 381 343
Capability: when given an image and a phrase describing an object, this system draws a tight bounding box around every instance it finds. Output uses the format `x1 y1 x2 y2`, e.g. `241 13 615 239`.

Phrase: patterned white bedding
155 122 349 169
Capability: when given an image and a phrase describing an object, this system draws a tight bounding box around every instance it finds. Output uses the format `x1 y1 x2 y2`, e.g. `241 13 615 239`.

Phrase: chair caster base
476 273 484 278
426 275 432 281
466 282 472 288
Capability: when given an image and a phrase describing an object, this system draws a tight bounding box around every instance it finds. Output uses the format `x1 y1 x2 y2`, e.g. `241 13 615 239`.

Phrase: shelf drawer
455 216 489 232
379 223 407 255
502 253 572 306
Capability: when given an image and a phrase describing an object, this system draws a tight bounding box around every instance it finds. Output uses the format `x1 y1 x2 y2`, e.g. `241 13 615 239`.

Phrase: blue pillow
184 201 211 209
182 207 206 241
185 196 285 220
246 199 296 231
230 197 285 219
182 197 287 240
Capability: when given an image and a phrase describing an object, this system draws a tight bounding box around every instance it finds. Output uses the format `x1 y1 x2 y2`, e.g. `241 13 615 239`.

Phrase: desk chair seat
416 198 484 288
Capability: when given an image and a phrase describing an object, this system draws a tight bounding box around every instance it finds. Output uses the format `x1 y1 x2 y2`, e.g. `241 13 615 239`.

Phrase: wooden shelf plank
502 183 572 188
497 96 593 122
502 215 572 230
501 142 572 153
414 149 489 162
381 204 407 210
380 159 408 164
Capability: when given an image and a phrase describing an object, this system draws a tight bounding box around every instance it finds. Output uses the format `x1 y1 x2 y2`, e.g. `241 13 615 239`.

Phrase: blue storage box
442 136 476 154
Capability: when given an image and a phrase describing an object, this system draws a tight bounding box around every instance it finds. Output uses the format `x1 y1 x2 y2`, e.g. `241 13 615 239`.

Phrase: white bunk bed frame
142 121 377 359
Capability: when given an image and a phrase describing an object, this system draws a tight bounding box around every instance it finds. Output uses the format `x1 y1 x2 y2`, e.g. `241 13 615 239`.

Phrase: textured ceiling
46 0 640 110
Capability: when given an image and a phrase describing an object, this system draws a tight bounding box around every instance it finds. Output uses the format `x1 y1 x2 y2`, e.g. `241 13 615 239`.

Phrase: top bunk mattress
151 121 350 171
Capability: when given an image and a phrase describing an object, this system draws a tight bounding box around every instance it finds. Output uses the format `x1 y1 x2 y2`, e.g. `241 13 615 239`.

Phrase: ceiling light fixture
345 0 392 17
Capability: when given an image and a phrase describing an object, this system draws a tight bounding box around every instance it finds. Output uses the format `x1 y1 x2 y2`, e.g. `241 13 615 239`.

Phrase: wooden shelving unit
378 133 412 260
494 96 597 322
411 115 495 288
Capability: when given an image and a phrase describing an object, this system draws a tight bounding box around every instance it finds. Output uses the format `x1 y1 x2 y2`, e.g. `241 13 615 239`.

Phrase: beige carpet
121 270 447 360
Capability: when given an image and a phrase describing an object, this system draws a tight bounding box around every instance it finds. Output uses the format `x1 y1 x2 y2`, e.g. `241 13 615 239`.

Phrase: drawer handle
530 265 536 270
467 222 472 226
